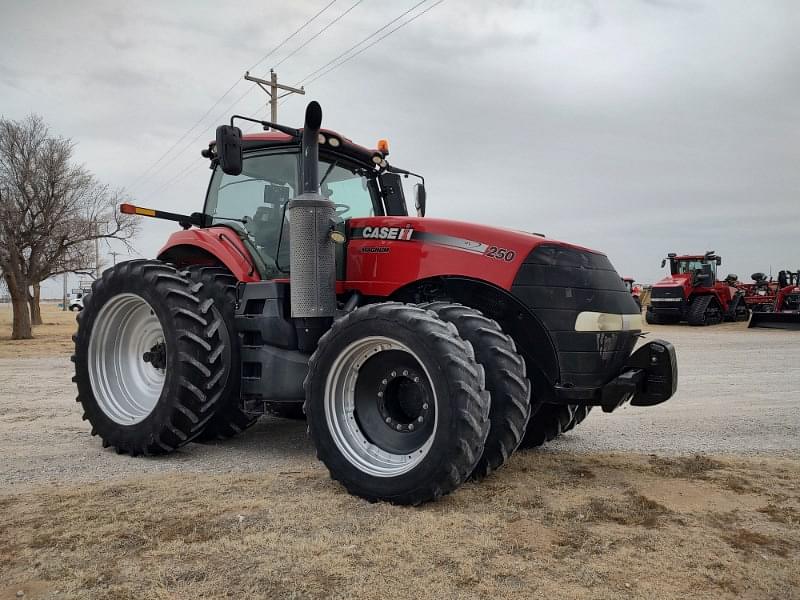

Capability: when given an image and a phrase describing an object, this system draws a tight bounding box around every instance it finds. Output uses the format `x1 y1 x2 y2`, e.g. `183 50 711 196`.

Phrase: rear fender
158 227 261 282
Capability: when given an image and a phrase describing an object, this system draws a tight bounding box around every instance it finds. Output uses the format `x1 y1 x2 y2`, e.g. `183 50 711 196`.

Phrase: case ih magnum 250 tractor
646 252 748 326
73 103 677 504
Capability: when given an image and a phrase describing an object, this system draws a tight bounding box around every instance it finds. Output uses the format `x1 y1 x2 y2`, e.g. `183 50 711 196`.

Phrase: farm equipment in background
735 272 779 314
71 102 678 505
622 276 642 309
749 270 800 329
646 251 749 326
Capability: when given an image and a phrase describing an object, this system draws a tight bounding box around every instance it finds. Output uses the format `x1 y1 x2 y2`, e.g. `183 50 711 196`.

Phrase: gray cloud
1 0 797 295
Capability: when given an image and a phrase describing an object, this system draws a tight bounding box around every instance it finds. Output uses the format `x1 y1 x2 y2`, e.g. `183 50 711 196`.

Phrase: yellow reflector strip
136 208 156 216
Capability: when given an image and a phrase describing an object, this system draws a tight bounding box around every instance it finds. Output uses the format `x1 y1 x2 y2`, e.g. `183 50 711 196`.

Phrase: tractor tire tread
418 302 532 480
184 266 258 441
72 260 228 455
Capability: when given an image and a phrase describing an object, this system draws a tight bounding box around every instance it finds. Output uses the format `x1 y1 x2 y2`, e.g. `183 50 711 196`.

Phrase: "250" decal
484 246 516 261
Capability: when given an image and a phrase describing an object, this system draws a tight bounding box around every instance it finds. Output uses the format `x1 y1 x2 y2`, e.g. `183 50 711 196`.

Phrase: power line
298 0 429 85
305 0 444 86
273 0 366 70
135 85 255 197
129 0 339 192
126 78 242 190
248 0 338 73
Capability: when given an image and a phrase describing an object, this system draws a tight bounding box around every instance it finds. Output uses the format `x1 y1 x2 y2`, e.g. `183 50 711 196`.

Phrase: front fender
158 227 261 282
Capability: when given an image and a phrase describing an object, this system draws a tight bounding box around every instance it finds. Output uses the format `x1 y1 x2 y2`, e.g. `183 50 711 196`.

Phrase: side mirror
215 125 243 176
660 259 666 268
716 257 722 266
414 183 426 217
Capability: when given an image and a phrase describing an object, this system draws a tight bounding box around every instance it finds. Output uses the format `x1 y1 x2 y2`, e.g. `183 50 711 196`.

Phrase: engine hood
653 274 692 289
346 215 615 297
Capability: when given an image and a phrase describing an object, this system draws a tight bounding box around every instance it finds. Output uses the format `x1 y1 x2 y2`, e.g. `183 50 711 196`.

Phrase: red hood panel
345 216 595 295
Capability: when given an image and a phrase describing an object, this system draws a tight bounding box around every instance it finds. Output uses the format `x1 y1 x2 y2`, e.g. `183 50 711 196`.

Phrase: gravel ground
1 320 798 488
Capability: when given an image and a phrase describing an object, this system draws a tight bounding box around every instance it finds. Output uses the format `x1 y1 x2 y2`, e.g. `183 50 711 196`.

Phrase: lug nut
396 424 402 431
377 391 383 398
382 379 387 385
391 371 397 377
417 416 423 422
385 417 391 424
413 377 420 383
403 370 409 376
422 403 429 410
408 424 415 431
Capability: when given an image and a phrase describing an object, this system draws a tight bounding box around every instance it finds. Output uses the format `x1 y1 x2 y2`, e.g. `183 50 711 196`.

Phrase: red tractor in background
646 252 749 326
72 102 677 505
622 276 642 310
749 270 800 329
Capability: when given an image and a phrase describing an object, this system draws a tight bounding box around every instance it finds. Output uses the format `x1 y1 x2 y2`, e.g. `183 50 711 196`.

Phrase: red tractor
646 252 749 326
72 103 677 505
749 270 800 329
622 276 642 309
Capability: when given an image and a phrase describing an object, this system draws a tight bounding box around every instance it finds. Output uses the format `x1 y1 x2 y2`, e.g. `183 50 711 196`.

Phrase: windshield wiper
320 161 338 187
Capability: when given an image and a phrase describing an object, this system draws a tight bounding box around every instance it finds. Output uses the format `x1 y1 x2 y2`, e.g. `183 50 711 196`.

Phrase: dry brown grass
2 452 799 600
0 302 77 359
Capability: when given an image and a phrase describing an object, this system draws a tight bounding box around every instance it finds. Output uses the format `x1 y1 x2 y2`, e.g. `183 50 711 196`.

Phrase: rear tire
305 302 490 505
184 266 257 441
419 302 531 480
72 260 229 455
518 404 575 449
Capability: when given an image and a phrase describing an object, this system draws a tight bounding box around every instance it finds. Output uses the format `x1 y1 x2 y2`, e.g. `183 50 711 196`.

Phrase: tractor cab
663 252 721 288
202 128 424 279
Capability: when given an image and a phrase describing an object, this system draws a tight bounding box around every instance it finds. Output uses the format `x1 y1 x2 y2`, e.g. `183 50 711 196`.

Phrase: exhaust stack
288 101 337 351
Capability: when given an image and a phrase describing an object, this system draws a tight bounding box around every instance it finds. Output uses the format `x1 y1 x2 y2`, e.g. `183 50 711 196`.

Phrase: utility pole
62 273 68 312
244 70 305 124
109 251 121 266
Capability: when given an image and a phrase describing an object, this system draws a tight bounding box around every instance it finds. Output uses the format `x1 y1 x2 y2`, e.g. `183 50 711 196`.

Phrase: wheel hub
377 367 430 432
324 337 438 477
142 342 166 370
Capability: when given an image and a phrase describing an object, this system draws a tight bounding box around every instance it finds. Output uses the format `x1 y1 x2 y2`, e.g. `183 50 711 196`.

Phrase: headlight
574 312 643 332
328 137 340 147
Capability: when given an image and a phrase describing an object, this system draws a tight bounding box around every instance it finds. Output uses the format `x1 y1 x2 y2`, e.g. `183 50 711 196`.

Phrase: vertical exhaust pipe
288 101 337 351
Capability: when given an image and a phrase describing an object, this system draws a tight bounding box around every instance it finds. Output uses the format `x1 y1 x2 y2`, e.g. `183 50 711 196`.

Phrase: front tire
72 260 229 455
305 303 490 505
419 302 531 480
518 404 575 449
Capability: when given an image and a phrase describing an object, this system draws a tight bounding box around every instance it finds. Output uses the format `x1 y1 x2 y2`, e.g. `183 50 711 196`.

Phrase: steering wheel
333 203 351 217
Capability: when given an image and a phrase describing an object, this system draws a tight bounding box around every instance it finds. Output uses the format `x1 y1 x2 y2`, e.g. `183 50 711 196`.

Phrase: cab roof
240 128 381 167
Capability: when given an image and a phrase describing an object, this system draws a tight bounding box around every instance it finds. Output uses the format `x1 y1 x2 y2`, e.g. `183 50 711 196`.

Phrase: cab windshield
672 259 716 279
204 151 376 272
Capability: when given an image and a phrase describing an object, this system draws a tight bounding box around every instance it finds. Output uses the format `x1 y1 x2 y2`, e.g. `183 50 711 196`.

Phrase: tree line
0 115 138 339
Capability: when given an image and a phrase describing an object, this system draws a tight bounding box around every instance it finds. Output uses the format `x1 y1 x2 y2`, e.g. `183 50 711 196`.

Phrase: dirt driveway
1 304 798 599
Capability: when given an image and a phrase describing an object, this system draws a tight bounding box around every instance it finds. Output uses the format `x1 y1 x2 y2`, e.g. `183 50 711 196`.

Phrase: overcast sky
2 0 798 296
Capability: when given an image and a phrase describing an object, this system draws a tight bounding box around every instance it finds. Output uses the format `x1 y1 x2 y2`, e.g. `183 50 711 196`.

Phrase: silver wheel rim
324 336 437 477
88 293 166 425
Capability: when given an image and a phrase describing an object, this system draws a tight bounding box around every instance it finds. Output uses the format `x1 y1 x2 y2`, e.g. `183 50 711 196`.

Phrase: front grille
650 286 684 300
511 244 640 388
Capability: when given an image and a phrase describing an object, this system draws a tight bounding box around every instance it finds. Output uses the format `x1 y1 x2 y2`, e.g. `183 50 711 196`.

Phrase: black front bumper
552 339 678 411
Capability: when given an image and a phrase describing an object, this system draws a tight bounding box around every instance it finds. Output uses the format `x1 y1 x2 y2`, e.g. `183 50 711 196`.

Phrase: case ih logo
360 226 414 240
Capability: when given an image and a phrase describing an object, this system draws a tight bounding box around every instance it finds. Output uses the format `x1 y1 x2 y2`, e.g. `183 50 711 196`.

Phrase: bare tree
0 115 138 339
